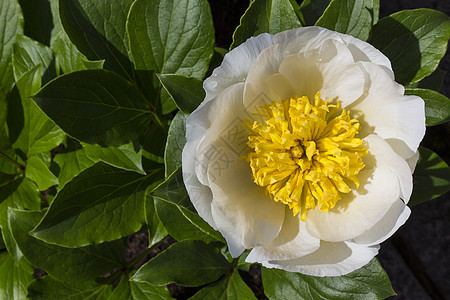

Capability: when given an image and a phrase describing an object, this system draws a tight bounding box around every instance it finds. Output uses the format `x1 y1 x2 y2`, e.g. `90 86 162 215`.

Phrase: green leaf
83 142 145 175
160 87 178 115
0 149 19 175
12 34 55 83
17 0 53 46
7 209 126 287
108 273 171 300
50 25 105 75
28 276 113 300
154 197 224 243
59 0 134 80
157 74 205 114
370 9 450 85
130 280 172 300
237 252 251 272
206 47 228 77
24 156 58 190
9 65 65 157
405 88 450 126
0 171 15 183
145 196 168 247
32 69 153 147
48 0 63 45
0 252 34 300
190 268 257 300
288 0 305 25
164 112 187 177
0 0 24 149
231 0 301 49
372 0 379 25
315 0 378 41
299 0 332 26
0 175 40 265
82 58 105 70
132 240 231 287
0 117 8 152
127 0 214 79
31 163 162 247
409 147 450 206
406 68 446 92
152 168 193 211
0 176 40 226
107 275 132 300
34 151 51 167
53 139 97 189
51 31 88 75
0 0 23 99
138 122 167 160
53 138 146 189
151 164 220 241
141 151 164 169
262 258 395 299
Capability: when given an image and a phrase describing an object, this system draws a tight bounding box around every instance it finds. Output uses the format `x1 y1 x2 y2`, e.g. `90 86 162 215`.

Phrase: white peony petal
203 33 275 102
274 26 391 71
182 165 216 229
264 73 298 101
211 202 246 257
349 62 426 157
194 83 246 187
247 209 320 261
273 27 343 57
306 134 412 242
183 104 216 228
183 82 246 228
241 43 291 112
406 150 420 172
242 36 356 103
277 44 365 107
243 38 366 114
260 241 379 277
319 62 367 108
208 152 285 249
189 81 286 251
339 34 392 71
353 199 411 246
385 139 417 162
277 53 324 100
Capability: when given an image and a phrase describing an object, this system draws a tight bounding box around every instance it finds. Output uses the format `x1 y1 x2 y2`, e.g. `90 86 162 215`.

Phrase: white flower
182 27 425 276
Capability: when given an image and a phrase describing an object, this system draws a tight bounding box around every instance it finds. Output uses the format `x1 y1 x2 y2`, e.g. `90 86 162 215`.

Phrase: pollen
244 93 367 221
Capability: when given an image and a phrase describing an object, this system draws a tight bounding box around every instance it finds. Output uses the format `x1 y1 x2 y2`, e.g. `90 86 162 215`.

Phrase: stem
0 171 24 188
102 267 125 286
126 236 168 269
127 247 154 269
150 84 169 132
231 257 239 269
150 111 168 132
101 236 169 285
0 151 25 170
130 77 168 133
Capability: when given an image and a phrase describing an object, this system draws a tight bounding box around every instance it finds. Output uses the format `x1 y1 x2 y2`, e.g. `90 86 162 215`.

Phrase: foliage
0 0 448 299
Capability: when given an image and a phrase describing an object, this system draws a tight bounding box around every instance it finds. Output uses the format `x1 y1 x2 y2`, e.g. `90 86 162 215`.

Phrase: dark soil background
125 1 450 299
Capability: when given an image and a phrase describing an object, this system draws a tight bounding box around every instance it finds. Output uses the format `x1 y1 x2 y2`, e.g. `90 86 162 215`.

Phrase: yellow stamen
244 93 367 221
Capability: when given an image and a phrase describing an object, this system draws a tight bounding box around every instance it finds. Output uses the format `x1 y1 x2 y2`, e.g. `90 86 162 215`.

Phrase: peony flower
182 27 425 276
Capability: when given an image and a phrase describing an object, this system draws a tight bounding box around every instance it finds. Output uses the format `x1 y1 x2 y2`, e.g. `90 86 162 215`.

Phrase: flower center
244 92 367 221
